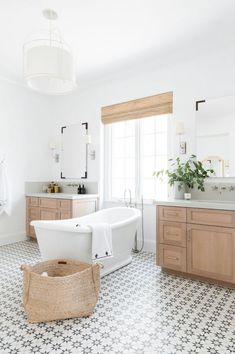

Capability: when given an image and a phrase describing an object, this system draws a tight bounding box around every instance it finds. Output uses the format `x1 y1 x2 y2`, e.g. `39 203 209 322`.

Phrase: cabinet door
27 206 40 221
28 197 39 207
27 224 37 238
59 199 71 210
72 199 97 217
60 211 71 220
187 224 235 283
39 208 59 220
26 206 40 238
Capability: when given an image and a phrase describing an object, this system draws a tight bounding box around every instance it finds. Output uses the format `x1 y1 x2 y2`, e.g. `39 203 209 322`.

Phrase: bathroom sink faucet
228 185 235 192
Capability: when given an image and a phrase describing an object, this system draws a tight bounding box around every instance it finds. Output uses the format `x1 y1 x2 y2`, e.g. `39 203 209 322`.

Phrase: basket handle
20 264 31 306
20 264 31 272
94 262 104 269
91 263 101 300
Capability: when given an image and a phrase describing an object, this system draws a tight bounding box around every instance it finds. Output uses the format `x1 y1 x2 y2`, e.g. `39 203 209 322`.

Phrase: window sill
103 198 156 206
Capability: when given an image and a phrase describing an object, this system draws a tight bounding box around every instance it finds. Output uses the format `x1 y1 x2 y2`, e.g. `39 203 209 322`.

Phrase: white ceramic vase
174 182 185 199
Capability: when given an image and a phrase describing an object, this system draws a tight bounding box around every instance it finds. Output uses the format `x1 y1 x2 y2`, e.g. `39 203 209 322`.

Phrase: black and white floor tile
0 240 234 354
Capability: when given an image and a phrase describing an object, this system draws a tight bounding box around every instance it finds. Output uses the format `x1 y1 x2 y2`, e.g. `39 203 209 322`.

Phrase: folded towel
0 159 11 216
89 223 113 261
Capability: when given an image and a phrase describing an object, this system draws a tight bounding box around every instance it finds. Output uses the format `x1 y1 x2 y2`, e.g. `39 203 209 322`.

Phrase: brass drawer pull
166 232 178 237
166 256 179 261
166 212 179 217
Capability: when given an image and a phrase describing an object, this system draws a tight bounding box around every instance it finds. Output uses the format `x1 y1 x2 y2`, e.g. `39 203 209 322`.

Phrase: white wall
2 44 235 250
50 45 235 252
0 80 54 245
49 90 102 186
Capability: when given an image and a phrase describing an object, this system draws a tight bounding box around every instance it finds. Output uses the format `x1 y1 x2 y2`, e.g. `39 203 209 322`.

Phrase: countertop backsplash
25 181 99 195
190 182 235 201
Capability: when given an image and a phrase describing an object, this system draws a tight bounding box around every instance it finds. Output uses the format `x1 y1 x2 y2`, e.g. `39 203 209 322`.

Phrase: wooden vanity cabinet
187 223 235 283
26 196 98 239
157 205 235 285
159 244 187 272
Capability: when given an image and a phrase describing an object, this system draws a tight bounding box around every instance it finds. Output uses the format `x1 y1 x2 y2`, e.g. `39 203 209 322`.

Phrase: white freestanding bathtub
31 207 141 277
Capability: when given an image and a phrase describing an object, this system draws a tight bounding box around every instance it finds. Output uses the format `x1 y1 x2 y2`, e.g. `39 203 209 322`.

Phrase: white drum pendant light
23 9 77 95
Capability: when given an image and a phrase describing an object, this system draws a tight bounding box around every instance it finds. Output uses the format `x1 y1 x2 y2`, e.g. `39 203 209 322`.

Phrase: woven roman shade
101 91 173 124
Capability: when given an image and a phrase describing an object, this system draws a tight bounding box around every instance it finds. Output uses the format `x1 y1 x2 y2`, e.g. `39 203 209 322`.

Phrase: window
104 114 169 201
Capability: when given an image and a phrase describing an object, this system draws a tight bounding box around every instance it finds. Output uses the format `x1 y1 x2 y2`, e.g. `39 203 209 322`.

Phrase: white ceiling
1 0 235 85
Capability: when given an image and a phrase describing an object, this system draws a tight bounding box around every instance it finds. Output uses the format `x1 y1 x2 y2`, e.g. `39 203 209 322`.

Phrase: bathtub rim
31 207 141 233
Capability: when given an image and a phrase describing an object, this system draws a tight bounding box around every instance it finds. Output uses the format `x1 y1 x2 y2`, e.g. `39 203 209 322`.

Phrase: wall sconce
49 142 60 163
89 150 96 160
85 134 96 160
175 121 186 154
86 134 92 145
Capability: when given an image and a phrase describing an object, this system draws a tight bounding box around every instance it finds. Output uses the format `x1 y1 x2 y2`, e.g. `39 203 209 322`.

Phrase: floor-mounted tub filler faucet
124 188 134 207
123 189 144 253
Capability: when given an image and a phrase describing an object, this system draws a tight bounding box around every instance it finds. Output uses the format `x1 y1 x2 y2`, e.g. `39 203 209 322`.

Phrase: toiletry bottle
78 184 82 194
82 184 86 194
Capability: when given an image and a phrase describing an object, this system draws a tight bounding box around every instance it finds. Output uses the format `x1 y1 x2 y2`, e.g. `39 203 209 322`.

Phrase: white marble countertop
26 193 99 200
155 199 235 211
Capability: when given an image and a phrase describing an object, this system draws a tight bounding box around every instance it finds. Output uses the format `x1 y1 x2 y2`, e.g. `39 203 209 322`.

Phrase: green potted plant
153 155 214 199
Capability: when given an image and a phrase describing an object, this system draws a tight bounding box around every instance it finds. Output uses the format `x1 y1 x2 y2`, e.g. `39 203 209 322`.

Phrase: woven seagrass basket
21 259 101 323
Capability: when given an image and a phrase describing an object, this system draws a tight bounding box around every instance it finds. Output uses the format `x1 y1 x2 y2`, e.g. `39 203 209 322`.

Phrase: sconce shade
175 121 185 135
85 134 92 144
23 40 77 95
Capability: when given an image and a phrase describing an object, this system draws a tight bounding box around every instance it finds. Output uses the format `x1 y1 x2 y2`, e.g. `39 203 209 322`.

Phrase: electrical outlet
179 141 186 154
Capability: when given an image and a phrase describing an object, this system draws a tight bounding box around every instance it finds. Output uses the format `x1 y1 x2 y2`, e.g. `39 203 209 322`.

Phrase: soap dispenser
77 184 82 194
81 184 86 194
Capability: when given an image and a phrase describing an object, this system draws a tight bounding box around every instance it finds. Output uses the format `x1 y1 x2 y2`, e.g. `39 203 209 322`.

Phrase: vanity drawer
39 208 59 220
158 206 186 223
59 199 71 210
158 244 186 272
28 197 39 207
187 208 235 228
159 221 186 247
39 198 58 209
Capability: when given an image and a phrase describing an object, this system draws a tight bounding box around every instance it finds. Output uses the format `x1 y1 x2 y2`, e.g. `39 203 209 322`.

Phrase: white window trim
104 115 173 203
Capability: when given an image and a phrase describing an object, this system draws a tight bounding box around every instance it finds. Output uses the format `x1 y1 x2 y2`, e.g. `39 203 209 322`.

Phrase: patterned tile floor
0 240 234 354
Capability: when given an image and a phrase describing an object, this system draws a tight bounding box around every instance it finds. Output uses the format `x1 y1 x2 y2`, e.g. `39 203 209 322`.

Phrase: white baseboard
142 239 156 253
0 232 27 246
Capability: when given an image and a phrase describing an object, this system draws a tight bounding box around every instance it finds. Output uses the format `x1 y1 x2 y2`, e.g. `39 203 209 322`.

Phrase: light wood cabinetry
159 221 186 247
39 208 59 221
157 205 235 285
158 206 186 222
26 196 98 239
187 208 235 228
159 244 186 272
187 224 235 283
